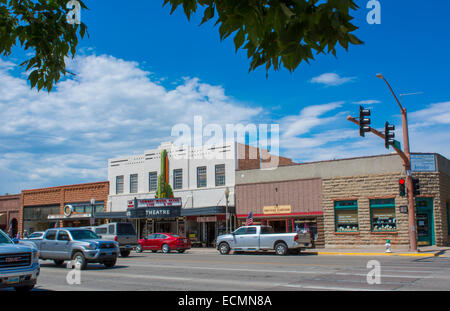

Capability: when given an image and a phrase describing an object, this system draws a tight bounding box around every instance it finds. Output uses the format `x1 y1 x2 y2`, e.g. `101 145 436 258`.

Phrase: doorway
416 198 435 246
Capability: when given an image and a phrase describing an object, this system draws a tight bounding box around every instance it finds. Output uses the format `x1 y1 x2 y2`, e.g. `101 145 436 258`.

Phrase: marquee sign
126 206 181 219
127 198 182 209
263 205 292 215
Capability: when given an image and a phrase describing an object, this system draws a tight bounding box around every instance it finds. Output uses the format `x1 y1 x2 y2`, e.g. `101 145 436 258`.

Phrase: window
215 164 225 186
130 174 138 193
45 230 57 240
197 166 207 188
149 172 158 192
173 169 183 190
370 198 397 232
334 200 359 232
57 231 70 241
116 175 124 194
108 224 115 234
261 226 275 234
233 227 247 235
246 227 257 234
95 227 107 235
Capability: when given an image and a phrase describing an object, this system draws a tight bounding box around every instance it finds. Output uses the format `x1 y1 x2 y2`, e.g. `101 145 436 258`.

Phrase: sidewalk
187 246 450 257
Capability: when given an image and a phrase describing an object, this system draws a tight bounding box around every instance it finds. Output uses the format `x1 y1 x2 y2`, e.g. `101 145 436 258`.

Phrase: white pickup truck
216 225 312 255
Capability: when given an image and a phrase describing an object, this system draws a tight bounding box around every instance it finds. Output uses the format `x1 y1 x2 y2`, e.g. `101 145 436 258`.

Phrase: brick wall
19 181 109 234
438 172 450 246
0 194 20 233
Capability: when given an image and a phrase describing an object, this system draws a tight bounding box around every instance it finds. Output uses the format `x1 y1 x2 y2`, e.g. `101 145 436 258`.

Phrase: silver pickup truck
30 228 119 270
0 229 40 291
216 225 312 255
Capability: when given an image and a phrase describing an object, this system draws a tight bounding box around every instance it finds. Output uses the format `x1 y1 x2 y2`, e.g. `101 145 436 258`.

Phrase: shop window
215 164 225 186
173 169 183 190
130 174 138 193
116 175 124 194
149 172 158 192
197 166 207 188
370 198 397 232
334 200 359 232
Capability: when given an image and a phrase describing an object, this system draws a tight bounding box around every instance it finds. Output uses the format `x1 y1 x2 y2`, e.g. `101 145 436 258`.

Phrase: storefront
235 179 325 247
0 194 20 237
126 198 183 239
20 181 109 235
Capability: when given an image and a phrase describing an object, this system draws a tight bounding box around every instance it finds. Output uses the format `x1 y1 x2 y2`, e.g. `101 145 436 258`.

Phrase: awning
181 206 235 217
94 212 128 219
47 213 91 221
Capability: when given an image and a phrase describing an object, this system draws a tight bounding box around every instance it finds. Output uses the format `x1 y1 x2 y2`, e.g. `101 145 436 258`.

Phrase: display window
370 199 397 232
334 200 359 232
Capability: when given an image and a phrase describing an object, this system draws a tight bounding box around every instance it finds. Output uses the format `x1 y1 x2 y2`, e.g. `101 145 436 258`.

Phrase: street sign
393 140 401 150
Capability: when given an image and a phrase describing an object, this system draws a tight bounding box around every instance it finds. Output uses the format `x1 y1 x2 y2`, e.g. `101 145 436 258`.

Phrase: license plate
7 277 20 285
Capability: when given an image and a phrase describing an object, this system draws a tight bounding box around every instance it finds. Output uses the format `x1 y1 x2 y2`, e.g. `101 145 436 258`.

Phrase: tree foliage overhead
0 0 88 92
163 0 363 74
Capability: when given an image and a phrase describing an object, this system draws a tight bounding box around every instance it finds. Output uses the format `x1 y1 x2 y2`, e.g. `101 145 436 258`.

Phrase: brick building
236 153 450 248
20 181 109 234
0 194 20 237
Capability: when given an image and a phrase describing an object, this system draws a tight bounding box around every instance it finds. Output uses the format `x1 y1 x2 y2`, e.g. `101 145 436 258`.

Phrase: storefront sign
126 206 181 219
263 205 292 215
48 213 91 220
411 154 436 172
197 216 217 223
127 198 182 208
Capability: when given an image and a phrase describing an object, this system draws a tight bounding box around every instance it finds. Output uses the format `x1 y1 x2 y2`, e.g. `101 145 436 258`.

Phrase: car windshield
0 231 13 245
29 233 42 238
70 230 100 240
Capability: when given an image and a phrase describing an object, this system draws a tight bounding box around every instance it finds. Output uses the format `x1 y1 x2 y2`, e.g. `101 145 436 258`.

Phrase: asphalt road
31 250 450 291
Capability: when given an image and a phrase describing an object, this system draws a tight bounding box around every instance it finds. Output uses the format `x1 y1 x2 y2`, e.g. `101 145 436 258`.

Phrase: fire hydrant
385 239 392 253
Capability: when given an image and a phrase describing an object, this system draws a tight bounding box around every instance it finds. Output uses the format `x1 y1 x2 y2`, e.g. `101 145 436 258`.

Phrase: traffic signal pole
346 74 418 252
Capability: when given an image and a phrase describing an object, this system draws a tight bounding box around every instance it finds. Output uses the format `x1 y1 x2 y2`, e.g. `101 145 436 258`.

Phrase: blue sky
1 0 449 193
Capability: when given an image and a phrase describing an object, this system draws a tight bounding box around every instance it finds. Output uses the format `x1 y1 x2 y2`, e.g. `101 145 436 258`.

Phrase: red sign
128 198 182 208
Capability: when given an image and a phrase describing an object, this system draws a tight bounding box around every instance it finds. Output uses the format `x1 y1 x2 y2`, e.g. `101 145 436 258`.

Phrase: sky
1 0 449 194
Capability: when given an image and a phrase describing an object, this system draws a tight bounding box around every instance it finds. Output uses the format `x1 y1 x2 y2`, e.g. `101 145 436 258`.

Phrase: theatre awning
181 206 235 217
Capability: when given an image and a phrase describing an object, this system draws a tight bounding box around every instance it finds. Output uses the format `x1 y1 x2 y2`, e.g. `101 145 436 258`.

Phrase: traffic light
359 106 371 137
385 122 395 149
412 178 421 196
399 178 406 197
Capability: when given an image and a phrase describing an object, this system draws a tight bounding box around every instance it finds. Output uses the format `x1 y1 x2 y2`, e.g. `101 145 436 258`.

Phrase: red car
136 233 191 253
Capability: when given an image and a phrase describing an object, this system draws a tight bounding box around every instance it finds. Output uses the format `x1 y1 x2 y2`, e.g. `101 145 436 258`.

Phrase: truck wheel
177 249 186 253
275 242 288 256
104 257 117 268
135 245 143 253
162 244 170 253
120 250 130 257
54 260 65 266
72 252 88 270
218 242 230 255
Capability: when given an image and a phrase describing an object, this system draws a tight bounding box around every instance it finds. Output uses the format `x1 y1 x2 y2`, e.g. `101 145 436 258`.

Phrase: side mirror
12 238 19 244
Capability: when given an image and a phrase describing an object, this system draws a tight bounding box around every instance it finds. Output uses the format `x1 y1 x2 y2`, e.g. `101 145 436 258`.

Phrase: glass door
416 198 434 246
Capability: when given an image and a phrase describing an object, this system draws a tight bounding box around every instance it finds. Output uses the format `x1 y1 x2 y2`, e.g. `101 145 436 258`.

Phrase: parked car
86 222 138 257
0 229 40 291
30 228 119 270
136 233 191 254
216 225 312 256
24 232 45 240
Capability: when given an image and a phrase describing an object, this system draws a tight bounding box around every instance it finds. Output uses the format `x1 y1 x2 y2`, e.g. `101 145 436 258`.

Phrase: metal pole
377 74 417 252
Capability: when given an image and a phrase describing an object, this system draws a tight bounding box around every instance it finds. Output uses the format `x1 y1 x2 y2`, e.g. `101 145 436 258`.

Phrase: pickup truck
216 225 312 256
30 228 119 270
0 229 40 291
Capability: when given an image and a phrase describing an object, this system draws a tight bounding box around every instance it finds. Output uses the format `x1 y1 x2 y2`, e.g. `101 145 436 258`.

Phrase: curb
309 251 442 257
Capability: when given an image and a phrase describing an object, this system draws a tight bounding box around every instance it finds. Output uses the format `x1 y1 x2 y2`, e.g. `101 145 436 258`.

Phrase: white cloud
353 100 381 105
409 101 450 126
310 73 356 86
0 54 261 193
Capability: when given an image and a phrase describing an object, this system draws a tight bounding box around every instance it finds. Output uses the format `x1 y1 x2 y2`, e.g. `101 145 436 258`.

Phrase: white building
107 141 293 245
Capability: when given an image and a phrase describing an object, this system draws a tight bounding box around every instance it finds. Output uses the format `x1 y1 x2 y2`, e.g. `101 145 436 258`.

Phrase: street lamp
224 187 230 233
376 74 417 252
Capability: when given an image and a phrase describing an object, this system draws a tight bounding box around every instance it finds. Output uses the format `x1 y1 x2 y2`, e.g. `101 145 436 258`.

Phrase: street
32 250 450 291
